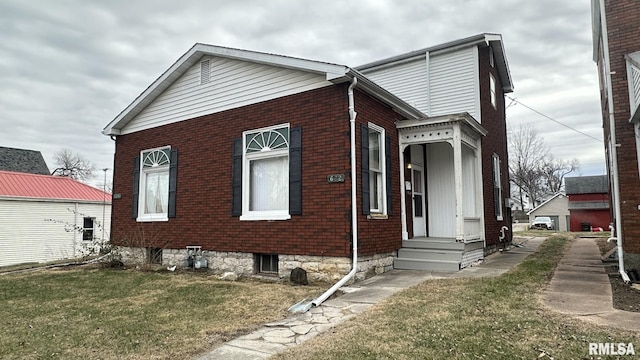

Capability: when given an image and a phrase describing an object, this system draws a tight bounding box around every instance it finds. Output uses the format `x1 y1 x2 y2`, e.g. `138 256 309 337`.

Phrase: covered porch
394 113 487 271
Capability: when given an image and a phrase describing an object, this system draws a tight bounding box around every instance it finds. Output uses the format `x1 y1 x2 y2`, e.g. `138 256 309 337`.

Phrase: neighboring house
0 146 50 175
526 193 569 231
592 0 640 268
565 175 611 232
102 33 513 280
0 170 112 267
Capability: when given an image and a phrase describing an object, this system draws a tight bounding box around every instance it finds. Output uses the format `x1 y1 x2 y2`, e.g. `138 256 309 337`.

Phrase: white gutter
599 0 630 283
312 77 359 307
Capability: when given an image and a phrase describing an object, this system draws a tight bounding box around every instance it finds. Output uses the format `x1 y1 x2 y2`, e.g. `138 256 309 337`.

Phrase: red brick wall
602 0 640 254
111 84 403 258
353 89 404 255
478 46 512 247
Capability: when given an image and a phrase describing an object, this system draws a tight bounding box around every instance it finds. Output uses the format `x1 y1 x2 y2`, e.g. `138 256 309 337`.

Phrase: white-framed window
492 154 503 221
241 124 290 221
368 123 386 214
138 146 171 222
82 217 95 241
490 73 497 109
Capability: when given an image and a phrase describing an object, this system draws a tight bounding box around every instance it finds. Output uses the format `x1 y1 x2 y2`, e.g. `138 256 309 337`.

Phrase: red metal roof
0 170 112 202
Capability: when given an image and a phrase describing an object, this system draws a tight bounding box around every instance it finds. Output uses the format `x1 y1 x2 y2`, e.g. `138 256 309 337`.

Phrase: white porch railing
463 217 482 242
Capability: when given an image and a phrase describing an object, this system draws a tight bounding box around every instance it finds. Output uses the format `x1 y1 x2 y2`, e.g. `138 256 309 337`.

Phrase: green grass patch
0 269 324 359
275 235 639 360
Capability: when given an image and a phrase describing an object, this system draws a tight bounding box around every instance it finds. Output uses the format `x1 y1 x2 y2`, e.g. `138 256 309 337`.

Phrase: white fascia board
103 43 348 135
396 112 488 137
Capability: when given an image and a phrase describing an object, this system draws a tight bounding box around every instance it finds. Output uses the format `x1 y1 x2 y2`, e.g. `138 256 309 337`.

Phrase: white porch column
453 126 464 241
399 142 409 240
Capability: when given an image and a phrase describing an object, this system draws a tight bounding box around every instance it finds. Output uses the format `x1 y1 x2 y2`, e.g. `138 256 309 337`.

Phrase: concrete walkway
196 237 543 360
543 237 640 331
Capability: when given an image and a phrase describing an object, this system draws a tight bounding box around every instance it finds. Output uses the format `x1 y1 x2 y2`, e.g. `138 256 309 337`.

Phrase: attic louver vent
200 59 210 84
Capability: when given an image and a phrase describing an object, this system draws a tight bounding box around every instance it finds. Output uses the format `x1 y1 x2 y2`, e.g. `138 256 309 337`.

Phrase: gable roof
356 33 514 93
0 146 50 175
103 44 426 136
565 175 609 195
527 193 567 215
0 170 111 203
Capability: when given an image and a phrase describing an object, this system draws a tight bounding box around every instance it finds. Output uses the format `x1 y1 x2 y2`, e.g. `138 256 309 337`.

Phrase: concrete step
394 258 460 271
397 248 462 262
402 238 464 251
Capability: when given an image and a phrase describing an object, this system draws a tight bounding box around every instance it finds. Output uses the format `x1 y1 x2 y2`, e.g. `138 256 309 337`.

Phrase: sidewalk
196 237 543 360
543 237 640 331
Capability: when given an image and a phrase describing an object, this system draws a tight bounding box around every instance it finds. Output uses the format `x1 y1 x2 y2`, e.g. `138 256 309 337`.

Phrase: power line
506 95 603 143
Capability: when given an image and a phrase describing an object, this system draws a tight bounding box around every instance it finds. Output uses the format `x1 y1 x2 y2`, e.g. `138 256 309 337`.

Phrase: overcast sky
0 0 604 188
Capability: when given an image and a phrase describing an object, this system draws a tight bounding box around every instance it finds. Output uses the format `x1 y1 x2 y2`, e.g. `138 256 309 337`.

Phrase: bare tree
51 149 96 181
508 124 548 208
539 156 579 194
508 124 580 208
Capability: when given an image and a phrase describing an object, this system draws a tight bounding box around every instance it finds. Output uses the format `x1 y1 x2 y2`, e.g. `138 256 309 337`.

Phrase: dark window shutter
289 127 302 215
132 156 140 219
361 125 370 215
168 149 178 218
231 138 243 216
385 134 393 216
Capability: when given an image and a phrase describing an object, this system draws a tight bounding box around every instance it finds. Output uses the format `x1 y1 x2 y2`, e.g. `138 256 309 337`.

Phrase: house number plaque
327 174 345 183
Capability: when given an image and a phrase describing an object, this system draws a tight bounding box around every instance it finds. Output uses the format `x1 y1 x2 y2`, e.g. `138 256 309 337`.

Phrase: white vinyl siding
363 57 429 113
429 47 480 121
0 199 111 267
121 56 331 134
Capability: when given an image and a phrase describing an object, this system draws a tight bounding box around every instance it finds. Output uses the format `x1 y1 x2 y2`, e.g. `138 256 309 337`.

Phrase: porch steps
394 237 463 271
393 258 461 272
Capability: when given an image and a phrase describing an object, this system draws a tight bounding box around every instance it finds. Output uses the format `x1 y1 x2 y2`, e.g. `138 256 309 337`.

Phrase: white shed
0 170 111 267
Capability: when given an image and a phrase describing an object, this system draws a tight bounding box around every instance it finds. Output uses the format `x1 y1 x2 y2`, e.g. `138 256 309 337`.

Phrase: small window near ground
82 217 95 241
255 254 278 274
147 248 163 265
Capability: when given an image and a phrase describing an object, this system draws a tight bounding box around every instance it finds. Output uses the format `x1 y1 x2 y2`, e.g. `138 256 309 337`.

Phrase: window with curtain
490 73 497 109
369 128 383 212
241 124 290 220
139 147 171 221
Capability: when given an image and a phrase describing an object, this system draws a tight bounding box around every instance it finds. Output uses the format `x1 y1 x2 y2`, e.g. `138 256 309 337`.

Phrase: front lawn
274 235 640 359
0 269 323 359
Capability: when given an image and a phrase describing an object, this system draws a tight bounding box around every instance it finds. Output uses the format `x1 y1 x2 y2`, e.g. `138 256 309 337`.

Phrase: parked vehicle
530 216 554 230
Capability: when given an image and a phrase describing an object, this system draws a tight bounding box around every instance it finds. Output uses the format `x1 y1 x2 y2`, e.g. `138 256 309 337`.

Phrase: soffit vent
200 59 210 85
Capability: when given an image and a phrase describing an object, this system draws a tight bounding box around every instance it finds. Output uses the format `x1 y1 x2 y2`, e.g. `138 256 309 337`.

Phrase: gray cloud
0 0 605 186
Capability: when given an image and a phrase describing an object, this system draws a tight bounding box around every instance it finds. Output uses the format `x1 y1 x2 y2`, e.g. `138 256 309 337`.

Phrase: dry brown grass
0 268 324 359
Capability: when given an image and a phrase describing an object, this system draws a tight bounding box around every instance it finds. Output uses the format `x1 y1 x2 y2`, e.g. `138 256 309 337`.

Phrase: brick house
592 0 640 271
103 33 513 282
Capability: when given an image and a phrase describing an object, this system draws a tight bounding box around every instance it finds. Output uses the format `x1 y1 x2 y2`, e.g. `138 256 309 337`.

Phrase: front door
412 165 426 237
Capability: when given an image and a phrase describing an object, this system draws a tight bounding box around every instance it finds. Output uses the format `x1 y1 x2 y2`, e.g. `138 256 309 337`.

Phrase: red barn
565 176 611 232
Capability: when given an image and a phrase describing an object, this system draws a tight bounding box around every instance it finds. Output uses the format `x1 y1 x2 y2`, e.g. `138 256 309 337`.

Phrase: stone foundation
116 246 395 283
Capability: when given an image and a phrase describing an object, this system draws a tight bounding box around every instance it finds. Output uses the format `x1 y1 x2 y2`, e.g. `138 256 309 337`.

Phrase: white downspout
600 0 630 283
312 77 359 307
